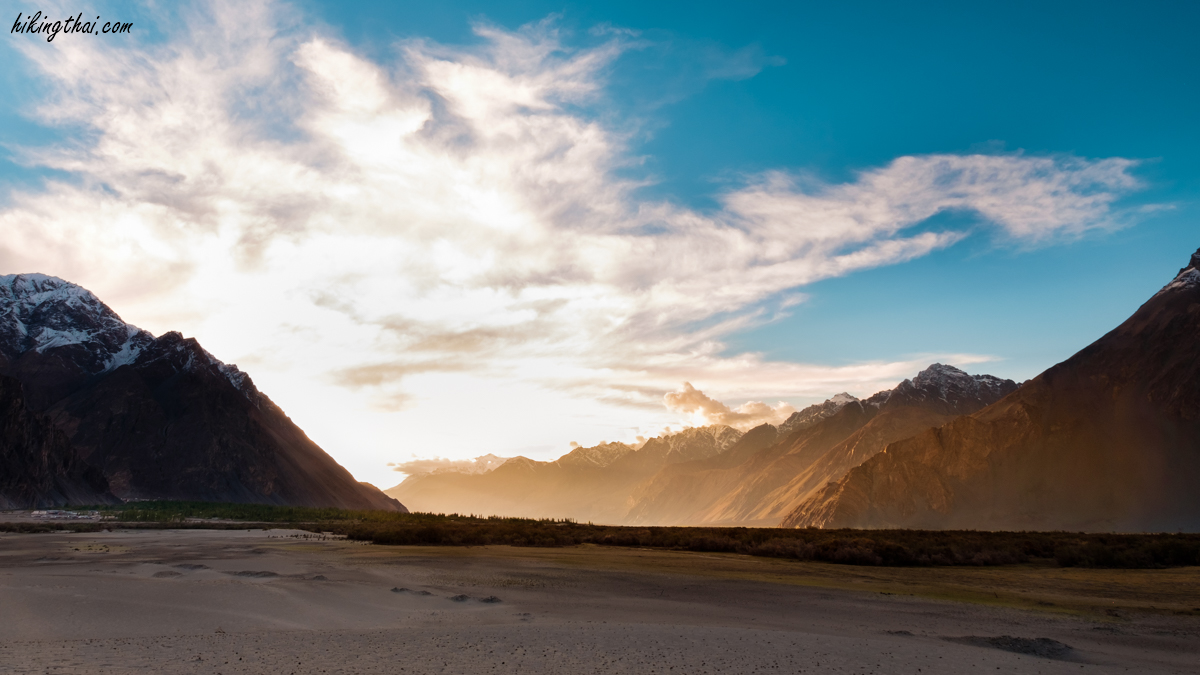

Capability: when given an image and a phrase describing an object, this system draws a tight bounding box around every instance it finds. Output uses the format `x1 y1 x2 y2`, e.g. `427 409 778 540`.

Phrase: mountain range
7 246 1199 530
386 364 1018 525
0 274 404 511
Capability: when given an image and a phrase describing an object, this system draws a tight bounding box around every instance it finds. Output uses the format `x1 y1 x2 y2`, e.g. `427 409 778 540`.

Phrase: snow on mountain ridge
778 393 859 436
0 273 259 403
0 273 143 358
889 363 1016 409
1152 248 1200 296
1157 251 1200 295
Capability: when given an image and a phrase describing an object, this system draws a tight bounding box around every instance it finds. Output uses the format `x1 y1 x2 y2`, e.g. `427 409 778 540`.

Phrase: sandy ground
0 526 1197 674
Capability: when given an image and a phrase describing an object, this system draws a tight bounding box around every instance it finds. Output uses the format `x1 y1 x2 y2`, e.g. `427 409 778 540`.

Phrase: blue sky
1 1 1196 482
298 0 1200 380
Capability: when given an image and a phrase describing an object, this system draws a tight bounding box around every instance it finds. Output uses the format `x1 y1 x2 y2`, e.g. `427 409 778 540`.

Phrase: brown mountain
785 248 1200 532
0 374 116 509
624 365 1017 526
385 426 743 521
0 274 403 512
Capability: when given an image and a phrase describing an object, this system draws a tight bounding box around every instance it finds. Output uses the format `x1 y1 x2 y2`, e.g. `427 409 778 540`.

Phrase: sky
1 0 1197 488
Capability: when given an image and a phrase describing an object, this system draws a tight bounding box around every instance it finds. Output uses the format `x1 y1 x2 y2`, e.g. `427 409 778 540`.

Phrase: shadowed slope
0 374 116 508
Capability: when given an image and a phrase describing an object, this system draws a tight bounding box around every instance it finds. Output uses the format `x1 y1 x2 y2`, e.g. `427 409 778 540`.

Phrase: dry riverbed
0 526 1197 674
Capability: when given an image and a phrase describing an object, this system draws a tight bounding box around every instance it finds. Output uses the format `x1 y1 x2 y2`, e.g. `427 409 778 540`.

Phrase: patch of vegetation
51 501 1200 569
0 521 103 534
90 501 452 524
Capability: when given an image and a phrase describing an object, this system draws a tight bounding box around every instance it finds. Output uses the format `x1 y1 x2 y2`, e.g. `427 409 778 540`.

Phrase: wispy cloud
0 1 1145 477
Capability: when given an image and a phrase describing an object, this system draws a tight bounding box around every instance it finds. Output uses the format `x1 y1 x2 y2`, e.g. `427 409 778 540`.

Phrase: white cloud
664 382 795 430
0 1 1144 483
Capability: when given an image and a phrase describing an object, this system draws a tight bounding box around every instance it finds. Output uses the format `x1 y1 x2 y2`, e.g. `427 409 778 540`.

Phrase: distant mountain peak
910 362 1012 396
913 362 967 380
556 441 633 469
862 363 1018 416
778 393 858 436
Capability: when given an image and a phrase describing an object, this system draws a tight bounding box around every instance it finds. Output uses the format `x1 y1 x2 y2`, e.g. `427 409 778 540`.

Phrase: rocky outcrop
784 248 1200 531
0 273 403 512
0 375 116 509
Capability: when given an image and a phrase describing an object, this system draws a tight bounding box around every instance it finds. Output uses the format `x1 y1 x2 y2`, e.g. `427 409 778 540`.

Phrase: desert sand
1 523 1197 674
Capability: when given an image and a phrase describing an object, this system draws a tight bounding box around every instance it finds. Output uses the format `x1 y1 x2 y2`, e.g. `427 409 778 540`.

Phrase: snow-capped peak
891 363 1016 410
0 273 260 404
0 273 153 367
911 363 972 388
778 393 859 436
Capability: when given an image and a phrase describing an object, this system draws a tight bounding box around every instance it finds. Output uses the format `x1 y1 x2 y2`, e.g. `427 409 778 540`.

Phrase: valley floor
0 523 1197 674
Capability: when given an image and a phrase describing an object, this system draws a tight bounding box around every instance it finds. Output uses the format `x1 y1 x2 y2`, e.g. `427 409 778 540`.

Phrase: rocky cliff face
0 274 403 512
0 375 116 509
784 248 1200 531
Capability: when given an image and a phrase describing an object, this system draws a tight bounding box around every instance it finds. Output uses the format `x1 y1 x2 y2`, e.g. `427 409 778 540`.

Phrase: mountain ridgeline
386 364 1018 525
0 274 404 511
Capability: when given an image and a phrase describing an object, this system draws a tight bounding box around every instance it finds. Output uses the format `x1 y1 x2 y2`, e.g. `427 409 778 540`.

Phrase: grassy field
5 501 1199 570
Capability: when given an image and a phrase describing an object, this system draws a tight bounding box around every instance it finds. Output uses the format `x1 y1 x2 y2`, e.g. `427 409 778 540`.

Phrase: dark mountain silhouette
0 274 403 511
785 248 1200 531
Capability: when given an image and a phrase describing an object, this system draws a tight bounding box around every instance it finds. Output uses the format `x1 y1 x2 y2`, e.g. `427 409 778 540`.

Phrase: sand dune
0 524 1197 673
